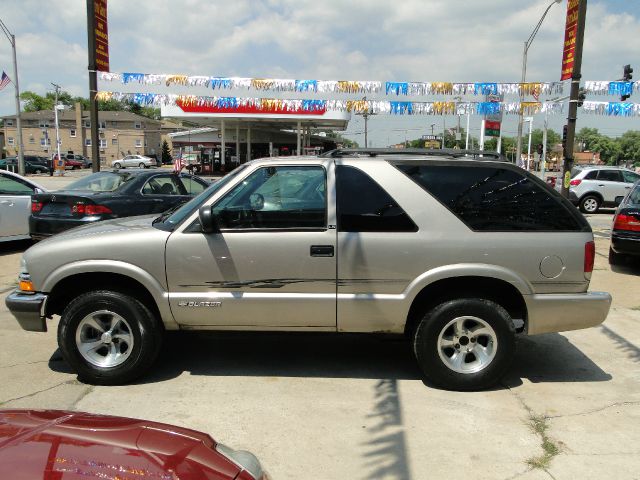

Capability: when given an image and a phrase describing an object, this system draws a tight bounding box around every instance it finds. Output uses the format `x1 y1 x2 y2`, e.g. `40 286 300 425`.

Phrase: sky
0 0 638 147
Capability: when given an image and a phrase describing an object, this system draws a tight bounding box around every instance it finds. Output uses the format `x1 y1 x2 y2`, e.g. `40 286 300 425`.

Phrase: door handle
310 245 334 257
0 200 12 205
598 184 605 187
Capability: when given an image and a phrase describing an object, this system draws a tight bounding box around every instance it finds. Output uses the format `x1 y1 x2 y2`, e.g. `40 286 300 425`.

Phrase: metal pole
442 117 446 149
480 120 486 151
296 120 301 155
52 84 62 175
465 112 470 150
221 120 226 168
527 118 533 170
246 126 251 163
561 0 588 198
10 34 24 176
235 124 240 166
86 0 100 172
542 113 548 180
516 41 527 168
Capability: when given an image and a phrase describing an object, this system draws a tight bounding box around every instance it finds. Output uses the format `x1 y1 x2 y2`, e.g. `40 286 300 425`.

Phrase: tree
618 131 640 164
161 140 172 164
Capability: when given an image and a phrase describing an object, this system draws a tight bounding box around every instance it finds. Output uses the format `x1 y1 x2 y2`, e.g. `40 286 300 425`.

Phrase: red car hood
0 410 243 480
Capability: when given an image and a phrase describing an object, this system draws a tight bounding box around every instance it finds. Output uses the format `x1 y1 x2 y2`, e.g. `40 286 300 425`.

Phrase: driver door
165 161 337 329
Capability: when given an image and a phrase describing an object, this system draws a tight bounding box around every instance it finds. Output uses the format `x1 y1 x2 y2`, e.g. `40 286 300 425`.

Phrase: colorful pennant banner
99 91 640 116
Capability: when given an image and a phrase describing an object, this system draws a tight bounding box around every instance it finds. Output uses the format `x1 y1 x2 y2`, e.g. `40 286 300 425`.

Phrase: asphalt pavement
0 175 639 479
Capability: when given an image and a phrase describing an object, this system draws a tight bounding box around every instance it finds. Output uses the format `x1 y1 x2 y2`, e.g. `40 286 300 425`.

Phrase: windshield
628 183 640 206
154 165 249 231
65 171 136 192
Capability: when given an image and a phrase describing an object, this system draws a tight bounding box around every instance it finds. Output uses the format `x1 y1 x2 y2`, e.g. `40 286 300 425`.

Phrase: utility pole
86 0 100 172
52 83 63 175
0 18 25 176
561 0 587 198
356 96 375 148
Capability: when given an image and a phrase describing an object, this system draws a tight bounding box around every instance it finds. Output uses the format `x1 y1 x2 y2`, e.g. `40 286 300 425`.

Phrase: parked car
0 409 269 480
29 169 209 240
7 149 611 391
63 157 84 170
609 180 640 264
111 154 157 169
0 170 47 242
0 157 50 175
64 153 92 168
567 166 640 213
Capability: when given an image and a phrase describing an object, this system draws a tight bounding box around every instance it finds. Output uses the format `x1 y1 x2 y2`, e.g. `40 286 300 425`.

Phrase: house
1 103 162 165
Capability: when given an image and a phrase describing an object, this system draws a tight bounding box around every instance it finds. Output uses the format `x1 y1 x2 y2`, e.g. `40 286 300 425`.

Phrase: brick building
2 103 162 165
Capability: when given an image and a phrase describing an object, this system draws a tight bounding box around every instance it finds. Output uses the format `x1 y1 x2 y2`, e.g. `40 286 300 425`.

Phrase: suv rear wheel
57 290 163 385
579 195 601 214
413 298 515 391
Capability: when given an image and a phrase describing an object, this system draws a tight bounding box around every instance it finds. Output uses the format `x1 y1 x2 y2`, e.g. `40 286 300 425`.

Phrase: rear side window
396 164 584 232
583 170 598 180
622 170 640 183
336 165 417 232
597 170 622 182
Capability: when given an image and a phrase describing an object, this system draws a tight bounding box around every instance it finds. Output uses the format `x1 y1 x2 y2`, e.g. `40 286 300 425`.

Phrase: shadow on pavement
48 331 612 387
0 239 33 256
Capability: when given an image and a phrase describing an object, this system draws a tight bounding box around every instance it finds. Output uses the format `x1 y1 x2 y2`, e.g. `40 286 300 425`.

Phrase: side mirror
614 196 624 206
198 205 218 233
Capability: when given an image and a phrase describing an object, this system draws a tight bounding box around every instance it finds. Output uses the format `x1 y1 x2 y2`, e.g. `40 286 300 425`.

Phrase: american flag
173 150 184 173
0 72 11 91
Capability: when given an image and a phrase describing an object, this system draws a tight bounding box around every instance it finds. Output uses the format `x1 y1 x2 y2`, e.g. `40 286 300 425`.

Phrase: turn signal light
613 214 640 232
31 201 43 213
19 280 35 292
570 179 582 186
72 203 113 216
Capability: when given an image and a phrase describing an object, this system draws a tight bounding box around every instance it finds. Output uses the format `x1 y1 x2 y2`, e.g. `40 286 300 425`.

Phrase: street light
0 17 25 176
515 0 562 165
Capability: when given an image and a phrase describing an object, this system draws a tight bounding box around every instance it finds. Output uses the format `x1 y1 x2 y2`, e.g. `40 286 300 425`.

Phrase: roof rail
320 148 506 161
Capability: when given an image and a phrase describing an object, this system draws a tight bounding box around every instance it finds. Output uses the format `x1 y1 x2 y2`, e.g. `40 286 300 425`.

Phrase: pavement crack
71 385 95 409
546 401 640 419
0 359 50 370
0 380 71 406
500 382 562 473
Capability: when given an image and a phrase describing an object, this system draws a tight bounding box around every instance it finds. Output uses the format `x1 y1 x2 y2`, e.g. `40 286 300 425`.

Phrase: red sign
176 101 328 116
485 120 501 137
94 0 109 71
561 0 579 81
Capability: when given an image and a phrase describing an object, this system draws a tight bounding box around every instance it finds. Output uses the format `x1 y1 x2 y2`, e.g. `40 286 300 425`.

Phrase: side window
0 175 34 195
213 166 326 229
396 164 584 232
583 170 598 180
142 175 181 195
622 170 640 183
180 175 207 195
597 170 622 182
336 165 417 232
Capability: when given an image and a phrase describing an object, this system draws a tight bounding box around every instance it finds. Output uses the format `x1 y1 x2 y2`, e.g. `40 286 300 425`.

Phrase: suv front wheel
57 290 163 385
579 194 601 214
413 298 515 391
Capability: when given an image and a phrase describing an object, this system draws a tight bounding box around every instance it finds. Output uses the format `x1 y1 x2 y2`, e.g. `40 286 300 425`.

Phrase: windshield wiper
152 202 186 225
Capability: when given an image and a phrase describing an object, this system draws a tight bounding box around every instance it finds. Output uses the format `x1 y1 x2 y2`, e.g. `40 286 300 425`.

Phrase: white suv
569 166 640 213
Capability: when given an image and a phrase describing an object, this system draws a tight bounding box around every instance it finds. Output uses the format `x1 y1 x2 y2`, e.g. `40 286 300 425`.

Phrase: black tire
579 194 601 214
139 162 146 168
57 290 163 385
113 162 122 169
34 169 42 174
413 298 515 391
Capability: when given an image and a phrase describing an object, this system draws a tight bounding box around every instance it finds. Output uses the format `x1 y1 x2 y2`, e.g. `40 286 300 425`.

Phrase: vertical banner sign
94 0 109 71
561 0 579 80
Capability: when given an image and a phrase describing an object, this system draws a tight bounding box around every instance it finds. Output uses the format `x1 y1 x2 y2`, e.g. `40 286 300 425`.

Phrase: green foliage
161 140 172 164
326 132 358 148
19 90 160 120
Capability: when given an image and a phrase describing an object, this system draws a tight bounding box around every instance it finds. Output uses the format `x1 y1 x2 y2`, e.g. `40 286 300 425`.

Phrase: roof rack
320 148 506 161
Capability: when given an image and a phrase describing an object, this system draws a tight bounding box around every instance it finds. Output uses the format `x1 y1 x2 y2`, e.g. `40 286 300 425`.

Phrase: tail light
31 201 43 213
570 179 582 186
584 241 595 274
72 203 113 216
613 213 640 232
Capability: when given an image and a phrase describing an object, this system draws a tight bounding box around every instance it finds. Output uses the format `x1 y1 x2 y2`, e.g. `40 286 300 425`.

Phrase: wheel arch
404 276 528 338
44 271 175 330
579 191 604 203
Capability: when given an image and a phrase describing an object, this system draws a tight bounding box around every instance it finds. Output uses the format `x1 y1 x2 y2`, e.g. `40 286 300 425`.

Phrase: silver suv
6 149 612 391
569 166 640 213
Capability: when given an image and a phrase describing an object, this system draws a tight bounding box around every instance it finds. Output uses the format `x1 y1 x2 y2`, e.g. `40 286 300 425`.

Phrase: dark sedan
609 180 640 264
30 169 209 240
0 157 50 174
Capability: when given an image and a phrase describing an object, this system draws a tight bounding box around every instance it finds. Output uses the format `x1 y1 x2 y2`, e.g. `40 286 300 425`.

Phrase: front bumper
5 292 48 332
524 291 611 335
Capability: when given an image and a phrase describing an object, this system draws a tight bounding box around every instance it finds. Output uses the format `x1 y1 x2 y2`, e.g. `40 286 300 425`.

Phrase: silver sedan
111 155 157 169
0 170 47 242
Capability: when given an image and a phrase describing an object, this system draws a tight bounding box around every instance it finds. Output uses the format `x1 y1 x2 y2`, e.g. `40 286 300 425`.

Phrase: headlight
216 443 267 479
